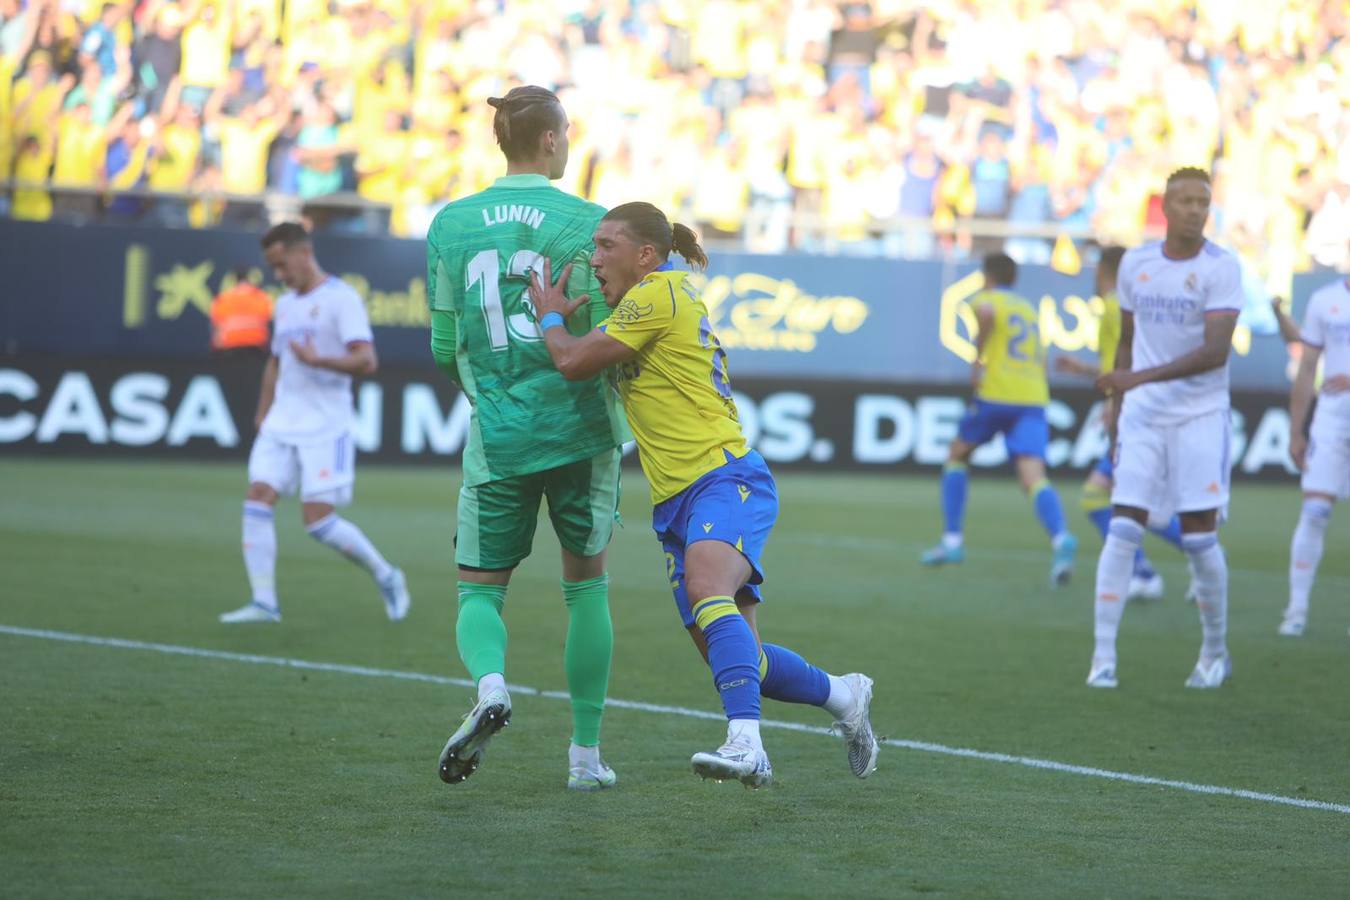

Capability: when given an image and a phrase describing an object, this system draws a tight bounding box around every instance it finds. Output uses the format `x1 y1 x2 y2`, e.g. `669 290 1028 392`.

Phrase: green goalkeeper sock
562 574 613 747
456 582 508 683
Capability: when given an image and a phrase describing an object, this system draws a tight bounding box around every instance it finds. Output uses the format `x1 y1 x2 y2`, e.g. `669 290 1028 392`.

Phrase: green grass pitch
3 458 1348 898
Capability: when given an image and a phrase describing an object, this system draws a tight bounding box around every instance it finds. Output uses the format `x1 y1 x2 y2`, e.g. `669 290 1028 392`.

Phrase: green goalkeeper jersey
426 174 627 486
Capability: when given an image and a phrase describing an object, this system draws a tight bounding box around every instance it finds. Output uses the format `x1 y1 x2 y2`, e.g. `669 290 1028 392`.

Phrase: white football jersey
1302 277 1350 428
1116 240 1243 425
261 276 373 444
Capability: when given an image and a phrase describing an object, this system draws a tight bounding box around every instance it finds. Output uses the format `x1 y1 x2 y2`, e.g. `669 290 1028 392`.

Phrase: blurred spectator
133 2 183 113
894 130 942 258
969 129 1011 252
827 2 877 99
264 105 301 192
353 106 404 205
79 2 124 77
206 83 283 195
179 0 232 105
0 0 35 62
960 64 1013 133
146 85 199 224
103 106 152 216
10 131 52 219
51 101 110 221
0 0 1344 292
1005 140 1053 265
690 135 749 240
63 40 129 125
12 50 68 142
294 99 345 199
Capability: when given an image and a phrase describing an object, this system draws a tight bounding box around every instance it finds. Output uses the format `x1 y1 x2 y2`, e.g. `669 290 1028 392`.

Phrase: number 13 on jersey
466 248 548 350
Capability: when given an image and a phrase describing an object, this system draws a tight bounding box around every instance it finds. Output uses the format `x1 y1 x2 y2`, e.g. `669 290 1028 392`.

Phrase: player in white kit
219 222 411 624
1086 168 1242 689
1278 271 1350 636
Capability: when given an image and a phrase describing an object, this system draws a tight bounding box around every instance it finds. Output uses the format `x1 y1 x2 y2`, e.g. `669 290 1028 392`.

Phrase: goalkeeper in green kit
426 86 627 791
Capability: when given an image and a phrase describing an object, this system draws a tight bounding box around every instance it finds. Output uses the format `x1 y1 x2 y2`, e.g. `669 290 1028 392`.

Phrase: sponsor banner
0 356 1300 481
0 219 1325 388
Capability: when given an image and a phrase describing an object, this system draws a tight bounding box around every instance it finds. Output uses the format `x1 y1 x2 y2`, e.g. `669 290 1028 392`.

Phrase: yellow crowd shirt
973 289 1049 407
12 79 64 142
355 130 408 203
599 269 749 504
11 145 54 221
179 9 232 89
148 123 201 191
0 56 13 180
219 118 278 194
52 116 105 185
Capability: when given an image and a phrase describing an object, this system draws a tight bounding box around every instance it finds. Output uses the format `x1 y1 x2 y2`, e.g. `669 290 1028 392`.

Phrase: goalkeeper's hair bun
489 86 562 161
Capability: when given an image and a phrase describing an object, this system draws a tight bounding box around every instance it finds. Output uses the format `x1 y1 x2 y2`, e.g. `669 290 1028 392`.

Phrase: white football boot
1277 610 1306 637
219 602 281 624
567 750 618 792
438 687 511 784
1184 654 1232 689
691 737 773 788
1126 572 1165 602
1085 659 1118 689
379 568 411 621
831 673 879 778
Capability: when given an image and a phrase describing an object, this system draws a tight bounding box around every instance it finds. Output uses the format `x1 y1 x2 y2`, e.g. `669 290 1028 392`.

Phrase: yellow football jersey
973 289 1049 406
600 270 749 503
1097 290 1121 375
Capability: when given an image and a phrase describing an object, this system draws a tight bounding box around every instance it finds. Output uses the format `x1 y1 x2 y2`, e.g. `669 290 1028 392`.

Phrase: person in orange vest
210 267 274 358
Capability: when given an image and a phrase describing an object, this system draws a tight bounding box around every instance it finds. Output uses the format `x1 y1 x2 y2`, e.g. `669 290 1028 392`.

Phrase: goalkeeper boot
438 687 511 784
567 744 618 792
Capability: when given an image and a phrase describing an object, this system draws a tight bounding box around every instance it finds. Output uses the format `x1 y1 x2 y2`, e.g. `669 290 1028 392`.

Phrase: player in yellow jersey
921 253 1078 586
528 202 878 789
1055 247 1188 601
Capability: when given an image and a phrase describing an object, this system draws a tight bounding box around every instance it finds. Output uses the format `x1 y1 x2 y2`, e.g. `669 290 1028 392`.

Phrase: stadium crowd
2 0 1348 280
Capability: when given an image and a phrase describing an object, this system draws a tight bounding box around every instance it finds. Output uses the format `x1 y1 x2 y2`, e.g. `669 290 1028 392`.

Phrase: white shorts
247 431 355 505
1112 406 1231 524
1302 411 1350 499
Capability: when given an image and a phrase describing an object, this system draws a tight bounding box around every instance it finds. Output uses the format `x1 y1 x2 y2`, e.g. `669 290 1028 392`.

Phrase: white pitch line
3 623 1349 817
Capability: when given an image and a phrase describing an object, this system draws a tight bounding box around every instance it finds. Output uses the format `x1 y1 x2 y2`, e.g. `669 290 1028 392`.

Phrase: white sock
727 718 762 748
1288 498 1332 619
569 742 600 768
1183 531 1228 661
477 672 507 701
1093 517 1143 665
823 673 853 719
942 532 963 550
307 514 395 583
242 501 278 610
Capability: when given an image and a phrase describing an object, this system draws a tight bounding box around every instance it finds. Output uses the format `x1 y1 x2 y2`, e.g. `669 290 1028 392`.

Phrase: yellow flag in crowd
1051 234 1082 275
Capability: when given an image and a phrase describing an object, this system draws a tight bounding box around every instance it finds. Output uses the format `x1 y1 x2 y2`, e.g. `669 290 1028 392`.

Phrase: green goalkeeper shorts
455 447 622 571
